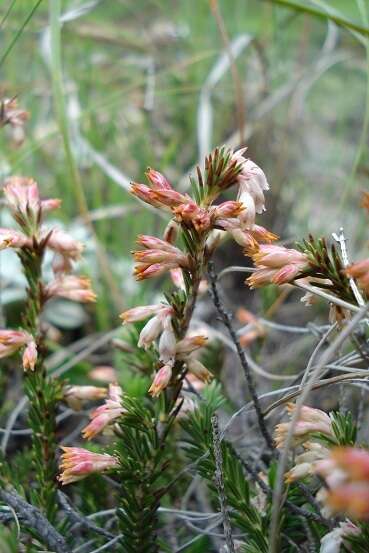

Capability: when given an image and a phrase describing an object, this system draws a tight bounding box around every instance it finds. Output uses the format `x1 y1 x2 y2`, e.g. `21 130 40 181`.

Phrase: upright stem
21 246 60 521
207 260 274 451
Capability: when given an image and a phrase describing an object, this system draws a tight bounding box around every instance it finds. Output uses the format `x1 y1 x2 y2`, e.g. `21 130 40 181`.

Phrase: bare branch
0 487 68 553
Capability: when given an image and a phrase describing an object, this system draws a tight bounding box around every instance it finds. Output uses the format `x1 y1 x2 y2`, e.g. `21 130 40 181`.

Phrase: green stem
20 246 60 522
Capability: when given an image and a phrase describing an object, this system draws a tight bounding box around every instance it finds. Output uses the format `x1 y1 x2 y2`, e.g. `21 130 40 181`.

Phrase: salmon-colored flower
3 176 60 227
274 403 333 448
212 201 245 220
58 447 119 485
46 228 84 260
172 203 211 232
186 357 213 383
0 329 32 359
4 177 40 219
22 339 38 371
131 181 190 211
0 228 29 250
148 363 173 397
176 335 208 356
285 442 330 483
120 304 168 324
145 168 172 190
63 385 107 410
45 275 96 303
82 384 124 439
328 483 369 520
218 218 278 254
133 235 189 281
314 448 369 519
247 245 309 288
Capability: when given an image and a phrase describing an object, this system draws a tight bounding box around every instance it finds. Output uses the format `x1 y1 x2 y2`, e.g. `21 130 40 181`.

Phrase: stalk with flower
56 146 277 551
0 176 95 519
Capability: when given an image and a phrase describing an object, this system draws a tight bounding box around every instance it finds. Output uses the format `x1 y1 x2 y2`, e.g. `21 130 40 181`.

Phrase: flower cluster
121 303 211 396
316 447 369 520
0 330 37 371
247 245 309 288
82 384 125 439
58 447 119 485
0 177 96 370
274 402 333 449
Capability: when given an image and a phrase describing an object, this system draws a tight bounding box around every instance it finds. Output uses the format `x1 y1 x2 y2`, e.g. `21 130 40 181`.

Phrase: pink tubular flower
217 218 278 254
63 385 107 410
4 176 40 218
315 448 369 520
186 357 213 383
148 363 173 397
46 228 84 260
133 235 189 281
137 307 173 350
274 402 333 448
82 384 124 439
130 181 190 211
331 447 369 481
3 176 60 225
145 168 172 190
158 320 177 364
176 335 208 356
22 339 38 371
252 245 307 268
58 447 119 485
0 228 29 250
120 304 168 324
247 245 309 288
172 203 211 232
45 275 96 303
41 198 62 213
285 442 330 483
229 149 270 228
0 329 31 359
212 201 244 220
328 483 369 520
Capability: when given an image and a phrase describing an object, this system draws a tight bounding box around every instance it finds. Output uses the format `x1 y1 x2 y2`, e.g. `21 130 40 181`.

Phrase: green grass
0 0 369 329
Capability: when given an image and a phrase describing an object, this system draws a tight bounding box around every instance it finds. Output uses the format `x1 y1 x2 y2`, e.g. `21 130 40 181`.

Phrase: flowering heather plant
4 142 369 553
0 175 96 520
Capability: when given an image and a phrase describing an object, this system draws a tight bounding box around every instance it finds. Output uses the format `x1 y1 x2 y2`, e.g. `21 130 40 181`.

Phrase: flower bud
46 228 84 260
186 358 213 383
58 447 119 485
63 385 107 410
148 363 173 397
22 340 37 371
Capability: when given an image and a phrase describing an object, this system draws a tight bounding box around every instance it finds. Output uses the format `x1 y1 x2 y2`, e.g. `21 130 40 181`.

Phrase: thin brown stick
208 261 274 450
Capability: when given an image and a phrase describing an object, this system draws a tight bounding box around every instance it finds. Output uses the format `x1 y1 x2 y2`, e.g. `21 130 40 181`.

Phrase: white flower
320 521 359 553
